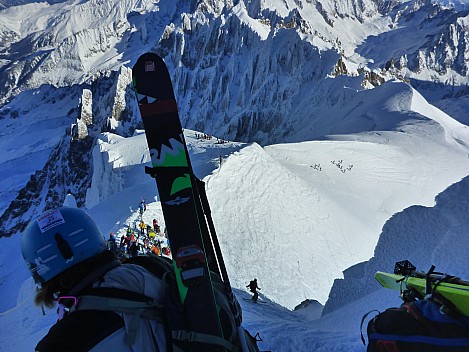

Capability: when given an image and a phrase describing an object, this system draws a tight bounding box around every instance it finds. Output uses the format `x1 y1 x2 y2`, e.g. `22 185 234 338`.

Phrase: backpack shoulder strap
71 288 239 351
71 287 166 345
125 256 239 350
36 309 124 352
359 309 380 345
74 288 164 317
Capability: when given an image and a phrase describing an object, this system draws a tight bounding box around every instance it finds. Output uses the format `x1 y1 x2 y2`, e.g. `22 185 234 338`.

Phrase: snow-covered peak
63 193 77 208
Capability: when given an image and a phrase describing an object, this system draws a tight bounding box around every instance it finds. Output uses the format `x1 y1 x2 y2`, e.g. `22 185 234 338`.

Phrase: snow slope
207 81 469 307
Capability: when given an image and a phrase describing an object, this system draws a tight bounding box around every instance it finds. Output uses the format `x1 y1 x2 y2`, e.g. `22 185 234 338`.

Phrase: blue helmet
21 207 107 285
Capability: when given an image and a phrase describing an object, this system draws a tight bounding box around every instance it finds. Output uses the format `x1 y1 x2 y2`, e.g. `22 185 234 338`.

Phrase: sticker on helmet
37 209 65 233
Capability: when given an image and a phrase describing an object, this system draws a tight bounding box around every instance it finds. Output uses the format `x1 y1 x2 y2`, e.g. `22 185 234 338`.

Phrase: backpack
364 299 469 352
59 254 260 352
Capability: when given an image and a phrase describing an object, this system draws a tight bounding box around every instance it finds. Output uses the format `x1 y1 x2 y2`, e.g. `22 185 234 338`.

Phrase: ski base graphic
133 52 225 351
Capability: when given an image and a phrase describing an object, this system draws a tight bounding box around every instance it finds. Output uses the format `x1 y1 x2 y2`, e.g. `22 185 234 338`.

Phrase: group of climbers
105 200 170 260
113 222 170 259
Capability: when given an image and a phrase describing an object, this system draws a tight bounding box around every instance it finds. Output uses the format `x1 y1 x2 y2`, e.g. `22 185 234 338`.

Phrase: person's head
21 207 107 306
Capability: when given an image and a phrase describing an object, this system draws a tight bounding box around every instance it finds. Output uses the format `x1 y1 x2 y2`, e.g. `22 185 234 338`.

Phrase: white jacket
89 263 167 352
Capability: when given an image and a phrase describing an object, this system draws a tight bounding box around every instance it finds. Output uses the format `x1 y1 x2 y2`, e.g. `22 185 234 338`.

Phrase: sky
1 79 469 351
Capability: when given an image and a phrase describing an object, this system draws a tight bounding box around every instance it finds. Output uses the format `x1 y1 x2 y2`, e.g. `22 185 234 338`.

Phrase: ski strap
360 310 380 345
172 330 237 352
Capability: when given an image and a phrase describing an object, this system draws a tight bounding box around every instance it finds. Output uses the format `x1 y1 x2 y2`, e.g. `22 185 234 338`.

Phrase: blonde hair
35 280 59 307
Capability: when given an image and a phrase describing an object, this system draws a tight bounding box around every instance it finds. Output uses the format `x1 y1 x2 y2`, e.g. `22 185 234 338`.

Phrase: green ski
375 260 469 316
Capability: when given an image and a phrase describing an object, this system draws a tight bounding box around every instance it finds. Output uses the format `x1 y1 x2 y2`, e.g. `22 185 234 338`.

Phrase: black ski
132 52 227 351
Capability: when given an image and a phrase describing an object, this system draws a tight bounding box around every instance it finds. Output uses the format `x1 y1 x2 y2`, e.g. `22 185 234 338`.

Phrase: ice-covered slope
0 0 158 101
0 85 79 213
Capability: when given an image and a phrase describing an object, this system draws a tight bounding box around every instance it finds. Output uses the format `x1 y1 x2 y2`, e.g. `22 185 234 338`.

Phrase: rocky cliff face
0 135 94 237
387 1 469 80
0 69 139 237
0 0 157 105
